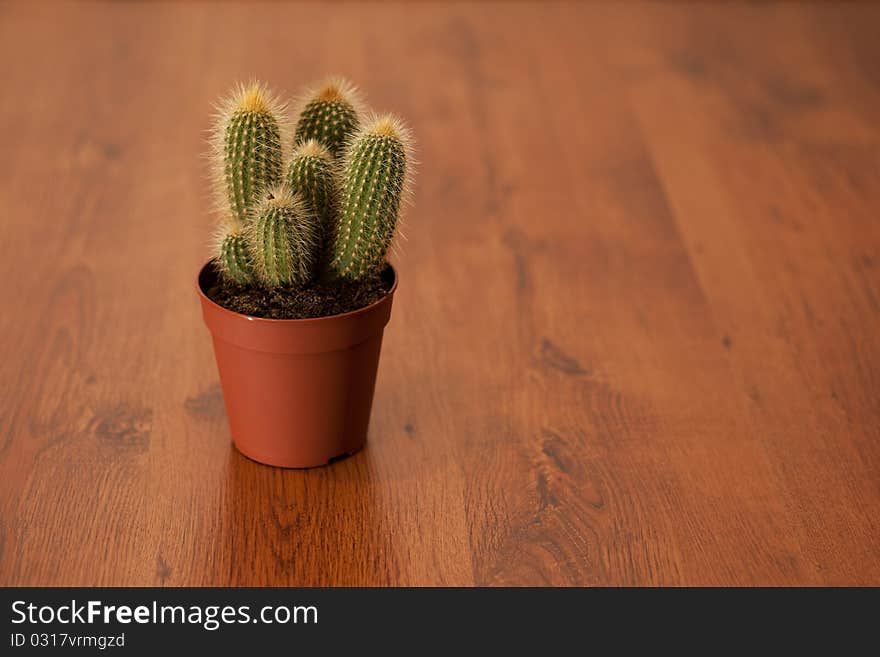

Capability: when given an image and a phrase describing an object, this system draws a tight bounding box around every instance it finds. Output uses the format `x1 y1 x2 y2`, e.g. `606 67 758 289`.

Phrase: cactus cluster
210 78 414 290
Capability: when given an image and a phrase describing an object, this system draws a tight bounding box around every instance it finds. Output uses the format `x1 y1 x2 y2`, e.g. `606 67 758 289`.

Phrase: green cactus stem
216 230 254 285
294 78 361 159
248 186 320 288
219 83 284 223
330 115 412 281
286 139 338 247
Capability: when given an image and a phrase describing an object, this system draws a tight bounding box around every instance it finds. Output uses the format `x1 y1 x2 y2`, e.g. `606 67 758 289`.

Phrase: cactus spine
286 140 338 248
330 115 412 281
247 186 320 288
219 83 285 223
211 82 288 285
217 230 254 285
294 79 361 159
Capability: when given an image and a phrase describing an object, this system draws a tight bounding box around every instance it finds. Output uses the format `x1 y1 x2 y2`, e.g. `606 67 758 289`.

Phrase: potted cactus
196 78 414 468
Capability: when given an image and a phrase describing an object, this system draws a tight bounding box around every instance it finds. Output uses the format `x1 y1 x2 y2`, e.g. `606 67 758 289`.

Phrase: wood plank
0 1 877 586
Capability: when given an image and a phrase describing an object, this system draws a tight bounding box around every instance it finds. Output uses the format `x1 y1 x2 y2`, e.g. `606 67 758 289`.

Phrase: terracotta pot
196 262 397 468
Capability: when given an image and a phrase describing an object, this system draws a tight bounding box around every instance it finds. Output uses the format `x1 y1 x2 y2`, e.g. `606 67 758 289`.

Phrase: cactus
329 115 413 281
247 185 320 288
207 78 415 296
212 82 285 224
216 228 254 285
286 139 338 248
294 78 361 159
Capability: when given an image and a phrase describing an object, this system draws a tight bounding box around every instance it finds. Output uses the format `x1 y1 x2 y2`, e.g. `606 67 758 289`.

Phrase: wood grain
0 1 878 586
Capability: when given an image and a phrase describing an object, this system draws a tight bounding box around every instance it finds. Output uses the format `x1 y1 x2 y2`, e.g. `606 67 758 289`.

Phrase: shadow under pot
196 262 398 468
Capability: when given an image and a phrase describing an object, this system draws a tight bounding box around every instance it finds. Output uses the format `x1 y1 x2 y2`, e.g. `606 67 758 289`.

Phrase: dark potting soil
206 264 393 320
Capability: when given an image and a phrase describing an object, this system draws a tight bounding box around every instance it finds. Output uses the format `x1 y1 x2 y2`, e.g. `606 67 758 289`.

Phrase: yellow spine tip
238 84 269 113
295 139 330 159
316 83 345 102
370 116 400 137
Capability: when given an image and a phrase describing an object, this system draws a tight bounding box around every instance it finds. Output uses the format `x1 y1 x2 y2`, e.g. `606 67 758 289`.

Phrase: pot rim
196 260 398 325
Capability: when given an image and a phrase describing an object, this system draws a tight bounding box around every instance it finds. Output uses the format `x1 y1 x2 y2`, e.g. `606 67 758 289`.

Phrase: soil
206 263 393 320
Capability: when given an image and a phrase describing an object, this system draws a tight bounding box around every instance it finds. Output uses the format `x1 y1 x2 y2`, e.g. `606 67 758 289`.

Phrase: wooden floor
1 1 878 586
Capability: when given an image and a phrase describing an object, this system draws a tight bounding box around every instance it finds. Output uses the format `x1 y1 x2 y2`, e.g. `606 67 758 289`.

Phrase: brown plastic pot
196 262 397 468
